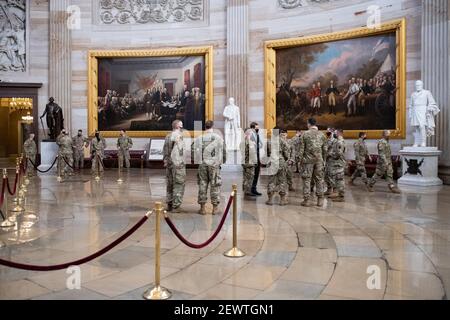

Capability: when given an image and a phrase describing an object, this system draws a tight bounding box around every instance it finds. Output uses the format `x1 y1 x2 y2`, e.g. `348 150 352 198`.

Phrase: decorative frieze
98 0 204 24
0 0 26 72
278 0 337 10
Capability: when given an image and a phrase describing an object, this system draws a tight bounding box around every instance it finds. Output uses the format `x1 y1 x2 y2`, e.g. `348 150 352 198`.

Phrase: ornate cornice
278 0 340 10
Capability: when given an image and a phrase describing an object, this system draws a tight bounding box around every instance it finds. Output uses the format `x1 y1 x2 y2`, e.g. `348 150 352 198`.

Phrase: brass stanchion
19 157 27 193
24 155 30 186
57 155 63 182
95 155 101 182
11 160 25 214
143 202 172 300
1 169 15 228
117 157 123 184
224 184 246 258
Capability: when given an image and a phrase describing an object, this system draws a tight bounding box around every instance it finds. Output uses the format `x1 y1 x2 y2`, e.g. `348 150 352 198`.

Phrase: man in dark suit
250 122 262 196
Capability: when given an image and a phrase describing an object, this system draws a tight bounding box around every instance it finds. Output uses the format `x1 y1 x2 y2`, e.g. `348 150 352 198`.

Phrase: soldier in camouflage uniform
327 129 347 202
23 133 37 177
91 131 107 173
72 129 89 170
57 129 74 176
241 128 257 198
192 121 226 215
290 130 302 173
266 129 290 206
350 132 371 186
367 130 401 194
117 129 133 169
324 128 336 196
297 118 328 207
163 120 186 213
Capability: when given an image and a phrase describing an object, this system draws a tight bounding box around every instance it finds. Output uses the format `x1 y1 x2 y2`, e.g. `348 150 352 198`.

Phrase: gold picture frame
88 46 214 138
264 19 406 139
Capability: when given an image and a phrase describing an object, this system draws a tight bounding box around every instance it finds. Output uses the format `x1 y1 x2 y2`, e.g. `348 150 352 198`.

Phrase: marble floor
0 168 449 300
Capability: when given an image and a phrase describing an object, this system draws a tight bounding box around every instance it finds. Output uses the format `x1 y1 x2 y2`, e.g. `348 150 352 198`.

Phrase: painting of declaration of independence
275 32 398 131
97 55 206 133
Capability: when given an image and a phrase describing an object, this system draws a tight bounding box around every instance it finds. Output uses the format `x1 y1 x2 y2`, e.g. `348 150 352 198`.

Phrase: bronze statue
40 97 64 140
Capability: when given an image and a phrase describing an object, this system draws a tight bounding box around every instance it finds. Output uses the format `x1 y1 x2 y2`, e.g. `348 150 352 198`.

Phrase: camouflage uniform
290 135 302 173
117 135 133 168
266 136 290 199
328 137 347 197
23 137 37 177
91 136 106 173
241 137 257 195
368 138 395 188
351 138 369 184
192 130 226 206
297 127 327 201
57 135 74 175
285 136 295 190
163 131 186 209
325 136 336 193
72 134 89 169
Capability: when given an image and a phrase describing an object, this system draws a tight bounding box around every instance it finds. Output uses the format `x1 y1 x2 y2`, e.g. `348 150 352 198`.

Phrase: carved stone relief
98 0 204 24
0 0 26 72
278 0 337 9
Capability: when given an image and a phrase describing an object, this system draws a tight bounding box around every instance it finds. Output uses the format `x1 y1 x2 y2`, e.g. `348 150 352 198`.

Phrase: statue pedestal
221 150 242 172
398 147 443 186
40 141 58 171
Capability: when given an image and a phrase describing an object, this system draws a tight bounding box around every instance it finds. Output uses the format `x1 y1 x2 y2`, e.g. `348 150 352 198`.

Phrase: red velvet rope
164 195 234 249
0 177 6 208
6 172 19 196
0 215 149 271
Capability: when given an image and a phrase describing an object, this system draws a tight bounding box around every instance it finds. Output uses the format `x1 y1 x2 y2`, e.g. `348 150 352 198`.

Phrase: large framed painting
88 46 214 137
264 19 406 139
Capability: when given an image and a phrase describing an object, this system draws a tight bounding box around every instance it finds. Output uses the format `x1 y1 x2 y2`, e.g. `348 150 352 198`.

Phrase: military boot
332 195 345 202
389 185 401 194
366 184 374 192
198 204 207 215
212 205 219 215
289 185 296 192
280 194 289 206
328 192 340 199
301 198 314 207
166 203 173 212
324 188 333 196
266 193 274 205
348 179 355 186
316 197 325 207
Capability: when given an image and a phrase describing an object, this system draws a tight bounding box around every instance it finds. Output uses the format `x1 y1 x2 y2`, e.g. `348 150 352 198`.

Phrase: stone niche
0 0 26 72
97 0 205 25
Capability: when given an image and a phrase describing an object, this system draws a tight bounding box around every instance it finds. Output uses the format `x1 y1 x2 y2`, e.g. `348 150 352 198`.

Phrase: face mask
78 133 82 136
255 128 259 133
333 134 338 139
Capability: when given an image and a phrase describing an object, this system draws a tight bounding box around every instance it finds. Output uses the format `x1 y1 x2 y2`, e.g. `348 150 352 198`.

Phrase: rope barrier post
1 169 15 229
57 155 63 183
12 159 21 204
143 202 171 300
11 161 25 214
95 155 101 182
24 155 30 186
19 157 27 194
117 156 123 184
224 184 246 258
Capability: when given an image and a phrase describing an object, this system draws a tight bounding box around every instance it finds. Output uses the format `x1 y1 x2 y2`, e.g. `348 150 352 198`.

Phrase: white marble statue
223 97 241 151
409 80 440 147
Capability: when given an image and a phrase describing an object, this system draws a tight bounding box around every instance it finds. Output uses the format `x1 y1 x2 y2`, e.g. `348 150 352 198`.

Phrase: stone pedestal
398 147 443 186
40 141 58 170
222 150 243 172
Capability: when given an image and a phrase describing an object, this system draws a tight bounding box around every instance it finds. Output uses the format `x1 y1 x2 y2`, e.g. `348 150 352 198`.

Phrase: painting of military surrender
276 32 397 131
97 55 205 132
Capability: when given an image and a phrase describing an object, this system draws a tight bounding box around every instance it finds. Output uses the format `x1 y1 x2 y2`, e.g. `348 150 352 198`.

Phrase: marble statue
223 97 241 151
409 80 440 147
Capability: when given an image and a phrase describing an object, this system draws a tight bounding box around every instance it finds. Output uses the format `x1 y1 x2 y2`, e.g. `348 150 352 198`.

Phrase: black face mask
95 133 100 140
255 129 259 133
363 137 367 141
78 133 82 137
333 134 338 139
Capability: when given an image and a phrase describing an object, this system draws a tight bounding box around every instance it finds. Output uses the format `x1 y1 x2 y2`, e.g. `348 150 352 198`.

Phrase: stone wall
1 0 49 140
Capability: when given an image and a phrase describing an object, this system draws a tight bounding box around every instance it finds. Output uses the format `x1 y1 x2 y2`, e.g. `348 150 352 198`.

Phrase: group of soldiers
242 117 401 208
163 119 226 215
22 129 134 178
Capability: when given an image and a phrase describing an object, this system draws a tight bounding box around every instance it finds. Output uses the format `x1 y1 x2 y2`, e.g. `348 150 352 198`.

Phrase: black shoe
252 190 262 196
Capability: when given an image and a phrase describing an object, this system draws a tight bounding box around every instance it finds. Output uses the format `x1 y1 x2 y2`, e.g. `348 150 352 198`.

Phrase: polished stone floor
0 168 449 300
